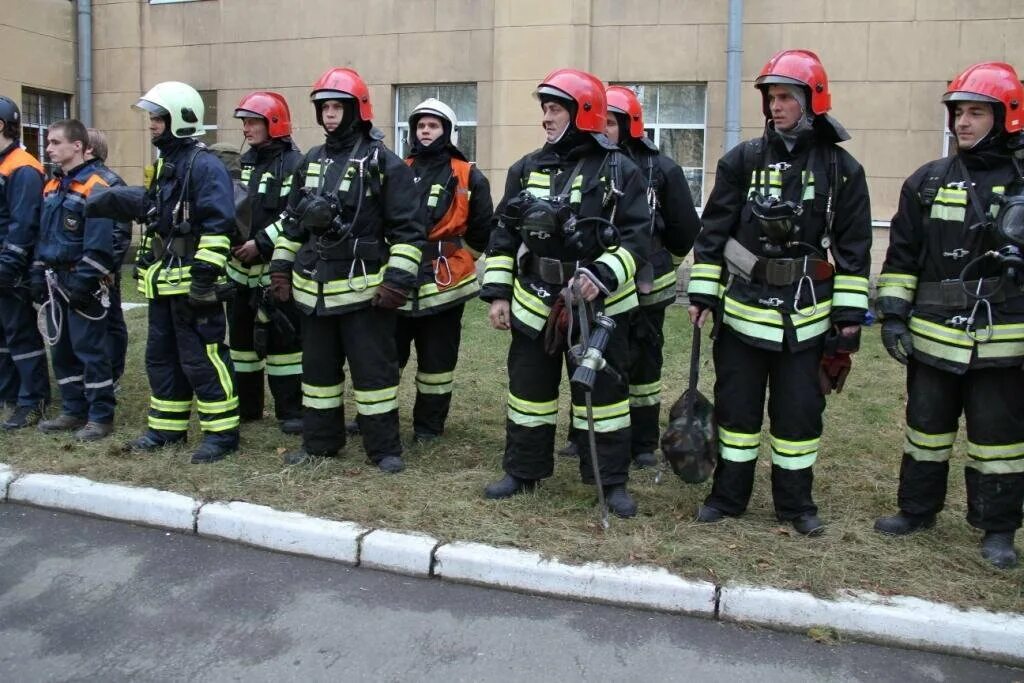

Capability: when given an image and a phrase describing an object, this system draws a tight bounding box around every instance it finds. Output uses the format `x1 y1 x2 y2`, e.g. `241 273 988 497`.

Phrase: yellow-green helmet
135 81 205 138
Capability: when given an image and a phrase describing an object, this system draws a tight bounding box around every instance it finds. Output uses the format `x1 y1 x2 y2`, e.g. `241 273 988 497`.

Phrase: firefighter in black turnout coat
874 62 1024 569
227 91 305 434
687 50 872 535
269 67 426 473
479 68 652 517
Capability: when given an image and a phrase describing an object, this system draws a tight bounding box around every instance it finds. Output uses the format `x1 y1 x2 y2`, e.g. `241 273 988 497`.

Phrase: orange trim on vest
44 173 109 199
406 157 476 291
0 147 44 178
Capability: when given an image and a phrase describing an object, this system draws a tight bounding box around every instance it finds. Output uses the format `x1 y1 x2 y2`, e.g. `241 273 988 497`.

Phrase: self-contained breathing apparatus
288 141 384 290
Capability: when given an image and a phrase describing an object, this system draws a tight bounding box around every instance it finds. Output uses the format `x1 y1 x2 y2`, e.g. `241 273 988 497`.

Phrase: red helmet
536 69 607 134
943 62 1024 134
605 85 644 139
310 67 373 122
233 91 292 139
755 49 831 117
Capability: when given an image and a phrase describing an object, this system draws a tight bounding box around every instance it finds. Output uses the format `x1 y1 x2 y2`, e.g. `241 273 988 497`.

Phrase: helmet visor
233 108 265 120
311 89 354 103
135 99 168 116
942 91 1000 104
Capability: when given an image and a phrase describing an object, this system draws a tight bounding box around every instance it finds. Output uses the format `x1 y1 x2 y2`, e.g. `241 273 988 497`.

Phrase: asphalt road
0 504 1020 682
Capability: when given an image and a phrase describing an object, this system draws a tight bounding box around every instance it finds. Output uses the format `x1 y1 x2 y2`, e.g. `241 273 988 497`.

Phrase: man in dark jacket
479 68 651 517
397 97 492 442
0 95 50 429
269 67 426 473
227 91 305 434
604 85 700 467
687 50 872 535
117 81 239 464
873 62 1024 569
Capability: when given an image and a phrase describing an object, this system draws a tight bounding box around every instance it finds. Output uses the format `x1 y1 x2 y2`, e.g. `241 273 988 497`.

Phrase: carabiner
434 253 453 288
348 258 369 293
965 296 994 343
792 258 818 318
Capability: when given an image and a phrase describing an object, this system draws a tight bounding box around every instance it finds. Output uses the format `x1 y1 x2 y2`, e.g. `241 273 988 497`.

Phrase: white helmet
135 81 206 138
408 98 459 146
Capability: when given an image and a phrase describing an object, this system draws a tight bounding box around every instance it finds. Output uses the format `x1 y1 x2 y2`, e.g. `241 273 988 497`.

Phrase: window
615 83 707 205
198 89 218 144
20 88 72 168
394 84 477 161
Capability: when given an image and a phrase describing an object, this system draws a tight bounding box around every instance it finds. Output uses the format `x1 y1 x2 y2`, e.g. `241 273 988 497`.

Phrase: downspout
723 0 743 152
76 0 93 126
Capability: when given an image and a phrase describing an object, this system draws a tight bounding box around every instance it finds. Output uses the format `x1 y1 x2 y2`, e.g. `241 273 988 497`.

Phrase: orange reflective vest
406 157 475 291
0 147 43 178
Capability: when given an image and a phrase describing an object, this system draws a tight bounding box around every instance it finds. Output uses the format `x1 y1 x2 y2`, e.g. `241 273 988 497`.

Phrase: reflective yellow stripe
507 393 558 427
232 359 265 373
303 395 342 409
628 381 660 407
198 234 231 250
604 288 638 317
877 272 918 290
909 317 973 347
404 273 479 312
483 254 514 287
355 386 398 415
302 382 342 398
594 248 637 287
723 297 784 344
935 187 967 205
967 440 1024 460
930 204 966 222
200 416 241 432
148 416 189 432
205 344 235 402
511 280 549 332
721 443 759 462
571 399 630 432
877 286 915 302
415 370 454 395
387 244 423 275
230 350 260 361
906 426 957 449
197 397 240 414
687 263 723 298
770 435 819 469
904 425 956 462
720 426 759 447
833 275 869 310
150 397 192 412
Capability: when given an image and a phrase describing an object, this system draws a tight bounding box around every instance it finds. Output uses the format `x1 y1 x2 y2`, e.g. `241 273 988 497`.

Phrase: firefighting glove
269 271 292 303
543 293 572 355
371 283 409 310
67 277 99 312
881 318 914 366
188 268 219 307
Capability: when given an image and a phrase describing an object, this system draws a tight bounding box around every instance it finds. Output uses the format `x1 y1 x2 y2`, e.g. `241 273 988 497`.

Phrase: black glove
881 318 914 365
67 277 99 312
188 267 219 307
30 279 47 304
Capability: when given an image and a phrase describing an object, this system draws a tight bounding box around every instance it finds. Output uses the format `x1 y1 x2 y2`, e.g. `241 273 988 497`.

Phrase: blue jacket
34 159 120 290
0 142 45 285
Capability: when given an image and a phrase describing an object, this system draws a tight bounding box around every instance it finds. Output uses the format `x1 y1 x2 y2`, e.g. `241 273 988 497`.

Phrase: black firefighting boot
981 531 1019 569
790 513 825 536
632 452 657 469
345 420 360 436
558 440 578 458
484 474 537 499
124 430 183 453
278 418 303 435
3 402 44 431
696 504 727 523
874 512 936 536
38 413 87 433
190 440 236 465
603 484 637 518
376 455 405 474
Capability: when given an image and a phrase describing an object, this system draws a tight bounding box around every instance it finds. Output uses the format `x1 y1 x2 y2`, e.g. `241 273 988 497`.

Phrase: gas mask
750 191 803 254
992 193 1024 274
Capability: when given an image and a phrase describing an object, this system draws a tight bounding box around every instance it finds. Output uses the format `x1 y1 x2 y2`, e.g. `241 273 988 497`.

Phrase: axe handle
685 324 701 416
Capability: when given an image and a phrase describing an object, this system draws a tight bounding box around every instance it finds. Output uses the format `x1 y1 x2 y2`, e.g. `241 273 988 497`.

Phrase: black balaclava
152 113 191 157
949 101 1012 170
539 94 589 157
318 99 361 153
408 114 453 158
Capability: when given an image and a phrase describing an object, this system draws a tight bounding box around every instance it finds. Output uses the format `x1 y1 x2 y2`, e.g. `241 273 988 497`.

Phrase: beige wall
82 0 1024 226
0 1 77 131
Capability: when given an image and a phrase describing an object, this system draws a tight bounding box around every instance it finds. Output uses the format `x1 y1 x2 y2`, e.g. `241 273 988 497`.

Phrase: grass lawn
4 284 1022 613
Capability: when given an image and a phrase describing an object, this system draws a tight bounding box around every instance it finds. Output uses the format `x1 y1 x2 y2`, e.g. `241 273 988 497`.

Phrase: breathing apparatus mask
750 191 803 255
988 193 1024 274
287 189 352 240
501 189 620 255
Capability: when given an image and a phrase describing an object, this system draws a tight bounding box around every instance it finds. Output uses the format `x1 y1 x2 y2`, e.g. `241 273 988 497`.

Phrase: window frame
393 83 478 161
614 82 708 207
20 87 72 167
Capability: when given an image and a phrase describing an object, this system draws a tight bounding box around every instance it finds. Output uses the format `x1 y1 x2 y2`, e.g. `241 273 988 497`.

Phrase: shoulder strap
918 155 956 208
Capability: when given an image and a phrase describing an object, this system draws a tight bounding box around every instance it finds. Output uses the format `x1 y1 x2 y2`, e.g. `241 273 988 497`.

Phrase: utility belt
519 252 586 285
421 237 463 265
724 237 833 286
315 235 382 263
915 276 1024 307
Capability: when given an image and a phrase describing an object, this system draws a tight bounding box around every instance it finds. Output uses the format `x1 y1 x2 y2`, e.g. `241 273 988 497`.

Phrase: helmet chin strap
549 121 571 144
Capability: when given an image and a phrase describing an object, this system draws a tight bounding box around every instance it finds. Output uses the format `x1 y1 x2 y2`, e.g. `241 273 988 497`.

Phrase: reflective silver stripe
84 379 114 389
80 256 112 277
57 375 84 385
0 347 9 354
5 243 26 255
12 349 46 361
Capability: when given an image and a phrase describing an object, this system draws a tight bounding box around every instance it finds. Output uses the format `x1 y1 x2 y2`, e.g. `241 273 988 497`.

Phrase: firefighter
398 98 492 442
123 81 239 463
0 95 50 429
687 50 872 535
603 85 700 467
33 119 117 440
874 62 1024 569
227 91 305 434
269 67 426 473
479 68 651 517
85 127 131 386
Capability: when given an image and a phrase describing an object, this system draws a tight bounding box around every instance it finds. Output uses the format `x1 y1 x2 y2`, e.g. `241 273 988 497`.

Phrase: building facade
4 0 1024 255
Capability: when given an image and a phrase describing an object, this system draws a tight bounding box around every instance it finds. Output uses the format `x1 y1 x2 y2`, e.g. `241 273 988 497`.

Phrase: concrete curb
0 465 13 501
1 462 1022 665
434 541 717 615
719 585 1024 666
7 472 196 532
360 529 437 577
196 501 364 565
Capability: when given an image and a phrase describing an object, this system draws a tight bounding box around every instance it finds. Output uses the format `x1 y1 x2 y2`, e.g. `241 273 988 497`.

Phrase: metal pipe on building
723 0 743 152
76 0 93 126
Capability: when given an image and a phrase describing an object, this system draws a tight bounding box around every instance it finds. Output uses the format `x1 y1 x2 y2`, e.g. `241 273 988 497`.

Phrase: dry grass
4 287 1023 613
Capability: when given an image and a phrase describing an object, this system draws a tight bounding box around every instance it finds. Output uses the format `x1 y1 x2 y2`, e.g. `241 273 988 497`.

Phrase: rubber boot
981 531 1019 569
124 430 182 453
483 474 537 499
874 511 936 536
75 422 113 442
603 484 637 518
38 413 87 433
191 440 236 465
376 455 405 474
632 452 657 469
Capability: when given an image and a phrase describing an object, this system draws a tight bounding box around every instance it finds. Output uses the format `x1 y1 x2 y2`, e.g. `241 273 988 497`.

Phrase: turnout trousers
705 326 825 520
395 303 464 437
897 359 1024 532
503 313 631 486
46 294 115 423
144 297 239 448
106 272 128 383
227 287 302 422
299 307 402 463
628 304 667 457
0 289 49 408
